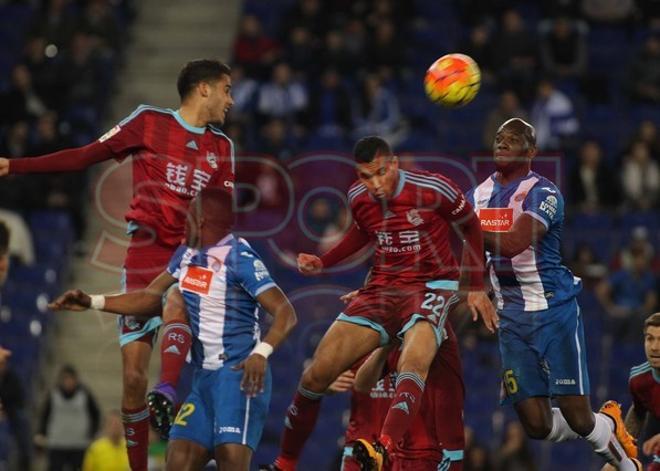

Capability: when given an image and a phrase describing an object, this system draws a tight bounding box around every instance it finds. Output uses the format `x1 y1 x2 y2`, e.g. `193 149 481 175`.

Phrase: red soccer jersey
348 169 474 287
99 105 235 247
344 369 396 444
629 361 660 421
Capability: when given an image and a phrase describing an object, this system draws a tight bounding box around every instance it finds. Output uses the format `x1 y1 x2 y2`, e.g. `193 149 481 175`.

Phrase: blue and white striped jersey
467 171 581 312
167 234 278 370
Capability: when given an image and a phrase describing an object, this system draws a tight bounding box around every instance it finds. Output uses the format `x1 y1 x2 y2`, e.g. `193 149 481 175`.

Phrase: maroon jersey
629 361 660 420
348 169 472 287
99 105 235 247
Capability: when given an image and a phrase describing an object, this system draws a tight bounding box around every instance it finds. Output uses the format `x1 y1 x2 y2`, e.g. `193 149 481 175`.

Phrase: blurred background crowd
0 0 658 470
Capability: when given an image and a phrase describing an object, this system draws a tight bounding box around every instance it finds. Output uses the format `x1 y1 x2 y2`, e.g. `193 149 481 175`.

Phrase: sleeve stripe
406 172 458 198
348 186 367 202
524 210 550 229
406 177 456 202
254 282 277 297
118 104 168 127
348 184 366 199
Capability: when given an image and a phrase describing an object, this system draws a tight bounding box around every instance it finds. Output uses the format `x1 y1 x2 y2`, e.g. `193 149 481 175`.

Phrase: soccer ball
424 53 481 107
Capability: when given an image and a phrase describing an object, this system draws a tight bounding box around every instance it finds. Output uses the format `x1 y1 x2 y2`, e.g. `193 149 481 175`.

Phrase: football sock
545 408 580 442
275 386 324 469
379 372 425 454
121 406 150 471
159 321 192 387
585 413 627 465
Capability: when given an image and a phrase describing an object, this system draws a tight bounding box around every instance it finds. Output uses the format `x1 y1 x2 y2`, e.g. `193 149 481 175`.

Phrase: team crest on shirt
406 209 424 226
206 151 219 169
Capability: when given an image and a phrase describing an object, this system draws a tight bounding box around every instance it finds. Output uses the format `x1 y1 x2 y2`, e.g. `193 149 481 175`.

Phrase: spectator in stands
77 0 123 53
612 226 660 274
257 62 308 127
621 141 660 209
342 18 367 64
22 36 59 110
36 365 100 471
284 0 327 40
259 118 298 161
232 14 280 78
482 90 528 149
495 422 537 471
0 121 29 158
366 20 404 79
285 26 318 77
0 343 32 471
493 9 538 101
569 243 607 288
596 249 658 342
222 65 257 124
627 34 660 104
29 0 77 49
308 68 353 139
352 74 406 146
569 140 620 211
81 410 128 471
530 79 579 150
0 64 47 125
538 17 587 79
319 29 356 77
460 24 495 84
629 120 660 160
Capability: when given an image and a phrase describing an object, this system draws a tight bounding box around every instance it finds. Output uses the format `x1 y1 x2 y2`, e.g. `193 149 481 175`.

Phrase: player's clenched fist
297 253 323 275
233 353 267 398
48 289 92 311
0 158 9 177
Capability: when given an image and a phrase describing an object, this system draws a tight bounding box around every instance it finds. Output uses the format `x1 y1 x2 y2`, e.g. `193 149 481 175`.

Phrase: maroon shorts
118 230 175 346
339 280 460 346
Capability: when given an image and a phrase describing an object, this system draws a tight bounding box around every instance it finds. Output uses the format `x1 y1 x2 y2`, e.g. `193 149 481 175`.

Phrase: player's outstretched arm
623 403 646 439
353 345 393 393
0 141 114 176
297 223 371 276
483 213 548 258
48 271 177 316
233 286 297 397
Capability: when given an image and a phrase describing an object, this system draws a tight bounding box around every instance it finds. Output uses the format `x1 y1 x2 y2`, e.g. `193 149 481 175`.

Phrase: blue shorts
499 298 590 405
169 365 272 451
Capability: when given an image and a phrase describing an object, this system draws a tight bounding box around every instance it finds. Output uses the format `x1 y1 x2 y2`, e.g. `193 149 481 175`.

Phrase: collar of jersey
195 233 235 253
491 170 534 188
172 109 206 135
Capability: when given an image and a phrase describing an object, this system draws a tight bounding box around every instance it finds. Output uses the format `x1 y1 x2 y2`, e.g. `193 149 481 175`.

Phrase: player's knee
521 420 552 440
122 368 148 398
300 365 331 393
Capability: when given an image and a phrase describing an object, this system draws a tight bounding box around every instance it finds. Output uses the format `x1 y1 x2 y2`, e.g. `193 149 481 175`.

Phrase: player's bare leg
148 288 192 439
273 320 381 471
354 321 439 471
121 340 153 471
214 443 252 471
165 439 211 471
514 396 640 470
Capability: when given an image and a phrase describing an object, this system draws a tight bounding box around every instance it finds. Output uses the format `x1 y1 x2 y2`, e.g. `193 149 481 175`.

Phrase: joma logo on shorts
555 379 576 385
218 426 241 434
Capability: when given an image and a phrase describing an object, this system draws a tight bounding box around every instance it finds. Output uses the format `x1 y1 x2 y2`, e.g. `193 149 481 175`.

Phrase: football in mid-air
424 53 481 107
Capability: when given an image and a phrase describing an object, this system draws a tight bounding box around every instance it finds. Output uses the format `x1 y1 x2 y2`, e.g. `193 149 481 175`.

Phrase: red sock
379 372 426 454
122 406 150 471
159 321 192 386
274 386 324 469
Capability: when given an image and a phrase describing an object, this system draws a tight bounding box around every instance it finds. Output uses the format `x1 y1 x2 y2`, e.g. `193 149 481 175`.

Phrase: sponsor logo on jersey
478 208 513 232
98 125 120 143
451 195 466 215
406 209 424 226
254 259 269 281
539 195 557 218
206 151 219 169
181 266 213 295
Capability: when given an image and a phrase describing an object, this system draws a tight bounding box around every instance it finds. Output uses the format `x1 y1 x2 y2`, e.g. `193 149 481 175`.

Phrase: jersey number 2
174 403 196 426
